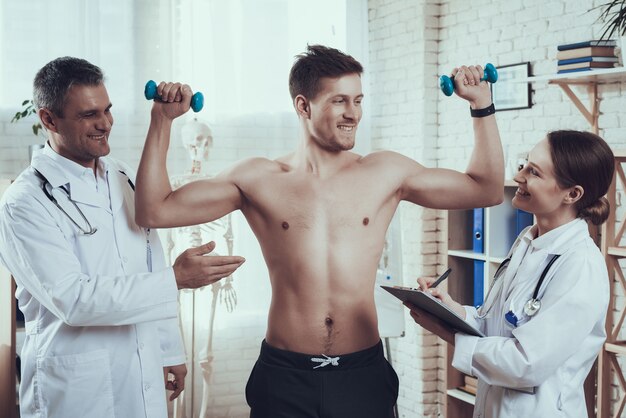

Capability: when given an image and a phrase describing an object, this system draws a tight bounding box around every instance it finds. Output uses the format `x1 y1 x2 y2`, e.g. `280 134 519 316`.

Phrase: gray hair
33 56 104 116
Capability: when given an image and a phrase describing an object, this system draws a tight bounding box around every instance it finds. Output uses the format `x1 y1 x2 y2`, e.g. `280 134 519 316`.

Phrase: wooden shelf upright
0 179 17 418
598 150 626 418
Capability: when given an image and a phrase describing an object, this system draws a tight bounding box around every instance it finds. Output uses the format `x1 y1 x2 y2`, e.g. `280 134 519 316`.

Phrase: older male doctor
0 57 245 418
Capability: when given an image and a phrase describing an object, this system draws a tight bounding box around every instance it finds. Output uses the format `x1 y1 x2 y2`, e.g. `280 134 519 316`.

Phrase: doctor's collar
42 143 90 177
42 143 109 179
529 218 586 252
34 144 107 189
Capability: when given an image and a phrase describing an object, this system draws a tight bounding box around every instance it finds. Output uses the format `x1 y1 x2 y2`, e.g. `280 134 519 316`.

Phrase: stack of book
556 40 619 74
460 375 478 395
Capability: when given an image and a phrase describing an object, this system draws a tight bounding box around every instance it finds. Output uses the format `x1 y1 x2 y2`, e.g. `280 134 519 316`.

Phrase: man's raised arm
135 82 242 228
400 65 504 210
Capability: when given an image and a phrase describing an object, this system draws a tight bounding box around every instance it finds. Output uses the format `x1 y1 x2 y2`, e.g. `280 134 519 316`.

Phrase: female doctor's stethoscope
478 253 561 326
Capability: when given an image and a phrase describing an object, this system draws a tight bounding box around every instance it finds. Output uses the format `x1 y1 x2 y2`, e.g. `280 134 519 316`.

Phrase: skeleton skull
181 119 213 173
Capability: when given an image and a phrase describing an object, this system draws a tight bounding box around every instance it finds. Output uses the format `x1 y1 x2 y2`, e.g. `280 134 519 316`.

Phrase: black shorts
245 339 399 418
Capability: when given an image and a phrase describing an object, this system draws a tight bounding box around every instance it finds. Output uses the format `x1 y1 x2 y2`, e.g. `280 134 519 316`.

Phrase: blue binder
473 208 484 253
473 260 484 307
515 209 534 235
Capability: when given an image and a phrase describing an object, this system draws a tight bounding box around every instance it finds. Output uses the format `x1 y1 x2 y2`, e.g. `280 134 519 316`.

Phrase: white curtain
174 0 348 118
0 0 136 110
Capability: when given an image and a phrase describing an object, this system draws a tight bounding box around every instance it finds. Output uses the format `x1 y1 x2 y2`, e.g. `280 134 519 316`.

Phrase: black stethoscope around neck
479 253 561 322
33 168 135 236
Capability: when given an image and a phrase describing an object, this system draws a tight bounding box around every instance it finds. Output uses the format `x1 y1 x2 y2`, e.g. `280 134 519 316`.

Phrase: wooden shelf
511 67 626 85
605 342 626 356
508 66 626 134
614 149 626 159
608 247 626 258
489 256 507 264
447 388 476 405
448 249 486 261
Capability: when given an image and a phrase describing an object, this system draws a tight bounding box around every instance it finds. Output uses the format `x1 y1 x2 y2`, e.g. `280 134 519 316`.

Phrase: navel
363 217 369 226
324 317 335 354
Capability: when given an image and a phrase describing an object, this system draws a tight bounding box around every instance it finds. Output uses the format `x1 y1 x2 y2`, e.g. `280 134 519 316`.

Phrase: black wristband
470 103 496 118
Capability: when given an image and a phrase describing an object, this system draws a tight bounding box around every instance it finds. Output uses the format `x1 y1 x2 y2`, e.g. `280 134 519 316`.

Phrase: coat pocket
39 349 115 417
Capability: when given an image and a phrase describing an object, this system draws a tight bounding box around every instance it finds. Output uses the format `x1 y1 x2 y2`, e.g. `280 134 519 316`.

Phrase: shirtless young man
135 45 504 417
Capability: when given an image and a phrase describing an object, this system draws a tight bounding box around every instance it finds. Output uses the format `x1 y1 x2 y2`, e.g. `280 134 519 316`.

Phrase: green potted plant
11 99 43 137
12 99 45 161
596 1 626 65
597 1 626 40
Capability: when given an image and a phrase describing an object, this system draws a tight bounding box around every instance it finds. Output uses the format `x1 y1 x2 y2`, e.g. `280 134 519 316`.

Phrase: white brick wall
368 1 444 416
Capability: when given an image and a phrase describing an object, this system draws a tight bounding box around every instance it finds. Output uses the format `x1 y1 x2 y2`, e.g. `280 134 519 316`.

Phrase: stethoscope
33 168 136 236
33 167 153 272
478 253 561 324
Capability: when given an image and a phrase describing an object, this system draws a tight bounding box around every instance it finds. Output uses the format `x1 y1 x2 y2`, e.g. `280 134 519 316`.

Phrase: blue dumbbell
439 63 498 97
144 80 204 112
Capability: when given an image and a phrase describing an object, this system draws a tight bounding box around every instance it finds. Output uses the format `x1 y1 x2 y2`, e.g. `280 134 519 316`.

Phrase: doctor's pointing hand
173 240 244 289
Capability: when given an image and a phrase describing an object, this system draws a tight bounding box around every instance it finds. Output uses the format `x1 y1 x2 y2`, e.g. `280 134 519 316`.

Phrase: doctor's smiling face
39 83 113 169
512 137 582 233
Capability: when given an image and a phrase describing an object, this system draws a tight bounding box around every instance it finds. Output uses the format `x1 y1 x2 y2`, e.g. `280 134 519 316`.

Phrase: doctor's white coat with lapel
452 219 608 418
0 145 185 418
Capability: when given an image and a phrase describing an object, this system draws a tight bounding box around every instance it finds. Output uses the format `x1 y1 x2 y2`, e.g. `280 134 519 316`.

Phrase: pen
431 268 452 288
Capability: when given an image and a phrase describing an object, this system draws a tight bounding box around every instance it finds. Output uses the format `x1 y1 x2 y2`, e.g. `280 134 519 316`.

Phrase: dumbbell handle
144 80 204 112
439 63 498 97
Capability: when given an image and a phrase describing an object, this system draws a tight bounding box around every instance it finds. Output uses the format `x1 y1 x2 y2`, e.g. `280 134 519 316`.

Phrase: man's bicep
401 167 489 209
163 177 243 227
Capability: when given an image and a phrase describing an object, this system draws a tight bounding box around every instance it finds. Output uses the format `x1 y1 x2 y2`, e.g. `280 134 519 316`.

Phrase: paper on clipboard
381 285 485 337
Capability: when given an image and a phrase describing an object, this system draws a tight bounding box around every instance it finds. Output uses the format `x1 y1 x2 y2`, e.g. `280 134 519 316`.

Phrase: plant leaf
34 124 42 136
594 0 626 40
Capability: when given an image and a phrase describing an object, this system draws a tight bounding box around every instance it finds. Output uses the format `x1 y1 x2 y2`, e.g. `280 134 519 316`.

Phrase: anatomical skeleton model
167 119 236 418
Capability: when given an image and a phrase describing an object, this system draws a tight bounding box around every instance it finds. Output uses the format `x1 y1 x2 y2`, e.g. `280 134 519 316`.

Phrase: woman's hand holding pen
416 273 466 320
403 270 466 345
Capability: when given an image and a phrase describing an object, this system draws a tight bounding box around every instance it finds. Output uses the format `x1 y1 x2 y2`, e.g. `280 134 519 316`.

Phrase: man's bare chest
242 171 398 232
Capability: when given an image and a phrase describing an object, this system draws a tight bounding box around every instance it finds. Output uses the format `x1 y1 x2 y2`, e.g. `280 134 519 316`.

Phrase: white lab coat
452 218 608 418
0 145 185 418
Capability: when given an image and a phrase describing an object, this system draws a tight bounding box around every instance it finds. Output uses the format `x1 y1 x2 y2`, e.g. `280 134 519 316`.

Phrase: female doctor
406 130 615 418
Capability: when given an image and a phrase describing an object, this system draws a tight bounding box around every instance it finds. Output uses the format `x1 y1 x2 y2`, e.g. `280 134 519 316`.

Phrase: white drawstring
311 354 340 369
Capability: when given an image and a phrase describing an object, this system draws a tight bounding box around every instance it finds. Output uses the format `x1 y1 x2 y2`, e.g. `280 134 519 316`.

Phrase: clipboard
382 286 536 394
381 285 485 337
